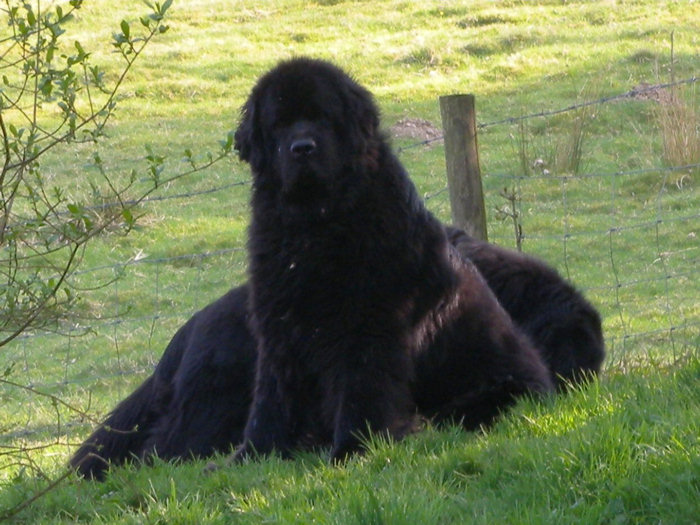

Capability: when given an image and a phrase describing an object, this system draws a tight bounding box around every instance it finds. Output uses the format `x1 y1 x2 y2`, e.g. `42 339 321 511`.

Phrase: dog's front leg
235 363 291 461
329 347 414 462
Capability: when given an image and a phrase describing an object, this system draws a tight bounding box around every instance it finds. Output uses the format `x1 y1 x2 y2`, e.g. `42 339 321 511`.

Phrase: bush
0 0 232 348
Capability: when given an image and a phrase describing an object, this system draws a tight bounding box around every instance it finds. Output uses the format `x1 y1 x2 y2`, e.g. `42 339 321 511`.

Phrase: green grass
1 0 699 522
3 359 699 524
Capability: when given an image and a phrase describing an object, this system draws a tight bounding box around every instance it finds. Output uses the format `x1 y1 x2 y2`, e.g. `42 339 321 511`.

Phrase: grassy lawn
1 0 698 522
3 362 698 524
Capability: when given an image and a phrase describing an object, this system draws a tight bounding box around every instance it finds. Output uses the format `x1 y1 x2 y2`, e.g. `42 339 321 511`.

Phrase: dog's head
235 58 381 213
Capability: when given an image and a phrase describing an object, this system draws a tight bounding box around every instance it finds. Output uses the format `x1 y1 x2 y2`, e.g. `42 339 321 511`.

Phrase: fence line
6 126 698 345
49 76 695 211
397 75 698 153
477 76 699 129
2 75 698 444
118 179 250 206
82 161 698 212
10 231 695 342
490 162 700 181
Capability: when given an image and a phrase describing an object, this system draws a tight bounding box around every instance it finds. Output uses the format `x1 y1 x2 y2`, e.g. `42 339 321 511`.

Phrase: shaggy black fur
69 228 605 479
446 227 605 389
70 58 603 480
70 287 256 480
233 57 551 462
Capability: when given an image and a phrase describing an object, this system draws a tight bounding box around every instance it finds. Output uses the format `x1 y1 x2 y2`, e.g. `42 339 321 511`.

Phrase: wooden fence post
439 94 488 241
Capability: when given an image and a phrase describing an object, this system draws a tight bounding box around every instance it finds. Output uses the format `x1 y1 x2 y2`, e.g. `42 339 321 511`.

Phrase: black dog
70 59 604 480
446 227 604 390
70 230 604 479
70 287 257 479
233 57 552 462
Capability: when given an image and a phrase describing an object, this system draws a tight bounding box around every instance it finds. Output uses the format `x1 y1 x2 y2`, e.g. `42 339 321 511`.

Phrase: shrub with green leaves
0 0 231 347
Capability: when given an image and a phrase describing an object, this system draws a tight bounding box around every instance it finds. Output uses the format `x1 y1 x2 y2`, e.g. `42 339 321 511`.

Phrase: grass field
1 0 698 522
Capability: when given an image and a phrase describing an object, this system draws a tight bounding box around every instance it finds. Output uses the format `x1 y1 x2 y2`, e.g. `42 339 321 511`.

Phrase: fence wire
1 76 698 447
397 76 699 153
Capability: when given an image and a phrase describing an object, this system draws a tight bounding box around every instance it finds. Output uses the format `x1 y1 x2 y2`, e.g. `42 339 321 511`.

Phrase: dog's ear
234 100 255 163
235 97 269 174
343 82 381 170
345 83 379 141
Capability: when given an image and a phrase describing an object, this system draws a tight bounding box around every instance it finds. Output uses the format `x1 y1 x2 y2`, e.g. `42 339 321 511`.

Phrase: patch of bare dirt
390 118 443 142
629 83 675 105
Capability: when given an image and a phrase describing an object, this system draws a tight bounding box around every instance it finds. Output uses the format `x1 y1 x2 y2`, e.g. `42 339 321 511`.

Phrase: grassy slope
3 360 699 524
1 0 698 522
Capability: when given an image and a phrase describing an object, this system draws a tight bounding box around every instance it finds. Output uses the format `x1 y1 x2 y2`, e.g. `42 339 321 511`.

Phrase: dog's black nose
290 138 316 156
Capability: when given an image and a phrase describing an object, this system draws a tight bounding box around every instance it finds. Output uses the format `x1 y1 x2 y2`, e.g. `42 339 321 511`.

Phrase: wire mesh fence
1 76 698 462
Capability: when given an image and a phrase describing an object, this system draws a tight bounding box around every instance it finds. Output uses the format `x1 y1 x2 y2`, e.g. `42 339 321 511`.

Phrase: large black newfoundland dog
71 58 604 479
234 57 554 462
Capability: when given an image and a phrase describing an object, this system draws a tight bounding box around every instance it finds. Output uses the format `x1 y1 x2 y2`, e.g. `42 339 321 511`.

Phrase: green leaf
122 207 135 227
39 76 53 97
161 0 173 15
120 19 130 39
71 41 89 64
2 362 16 378
219 130 234 152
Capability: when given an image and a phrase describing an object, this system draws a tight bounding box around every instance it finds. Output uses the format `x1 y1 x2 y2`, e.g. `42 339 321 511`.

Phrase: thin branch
0 467 74 522
0 241 82 347
3 17 167 172
0 378 102 424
